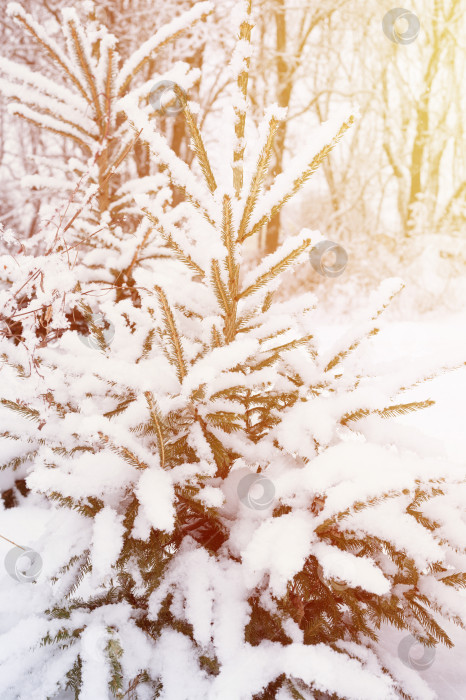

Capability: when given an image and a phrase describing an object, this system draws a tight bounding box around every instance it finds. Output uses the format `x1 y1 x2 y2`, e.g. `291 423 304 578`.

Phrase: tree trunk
264 0 292 254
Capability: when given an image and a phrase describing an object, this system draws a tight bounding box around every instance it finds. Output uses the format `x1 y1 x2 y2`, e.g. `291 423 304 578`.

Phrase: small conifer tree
1 2 466 699
0 1 211 296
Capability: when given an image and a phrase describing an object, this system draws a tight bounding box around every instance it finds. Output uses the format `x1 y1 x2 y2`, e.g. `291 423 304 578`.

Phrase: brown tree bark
264 0 291 254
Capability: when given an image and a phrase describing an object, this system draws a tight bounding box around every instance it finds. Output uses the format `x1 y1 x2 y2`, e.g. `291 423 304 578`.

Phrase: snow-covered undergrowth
273 231 466 323
1 2 466 699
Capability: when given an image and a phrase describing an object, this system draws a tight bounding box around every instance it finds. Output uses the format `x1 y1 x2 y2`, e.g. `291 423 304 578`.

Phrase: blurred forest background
1 0 465 316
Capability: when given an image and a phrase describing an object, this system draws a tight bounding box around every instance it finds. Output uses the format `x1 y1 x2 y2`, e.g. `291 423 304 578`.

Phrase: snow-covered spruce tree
0 0 212 503
1 2 466 699
0 1 211 296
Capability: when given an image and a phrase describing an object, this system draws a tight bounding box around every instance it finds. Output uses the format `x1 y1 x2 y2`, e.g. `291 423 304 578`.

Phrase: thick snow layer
136 467 176 533
315 314 466 699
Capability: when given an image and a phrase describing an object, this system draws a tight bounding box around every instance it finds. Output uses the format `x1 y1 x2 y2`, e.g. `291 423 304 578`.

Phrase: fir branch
106 629 124 697
117 2 213 96
233 0 253 196
144 391 166 468
9 110 91 152
141 209 206 278
211 325 222 349
0 449 37 471
9 6 89 102
221 195 239 342
340 408 371 424
154 286 187 382
79 302 109 352
104 45 114 128
405 595 453 647
111 443 149 471
325 282 403 372
439 572 466 589
0 399 40 423
126 120 215 226
244 115 354 241
316 490 406 535
221 195 238 293
63 550 92 598
342 400 435 425
406 506 438 531
103 398 136 419
237 115 279 241
66 18 103 127
325 328 380 373
65 655 82 699
261 334 314 357
162 236 205 278
137 328 156 363
378 400 435 418
197 420 233 479
285 679 307 700
262 291 274 313
175 85 216 194
120 224 154 280
2 89 95 140
250 334 314 372
211 259 232 315
104 130 142 178
205 411 243 432
238 238 312 299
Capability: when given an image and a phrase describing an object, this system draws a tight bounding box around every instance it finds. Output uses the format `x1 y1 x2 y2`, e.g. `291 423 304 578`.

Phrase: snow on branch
0 56 87 112
239 228 322 302
120 94 217 224
116 1 214 96
244 110 355 242
7 2 88 101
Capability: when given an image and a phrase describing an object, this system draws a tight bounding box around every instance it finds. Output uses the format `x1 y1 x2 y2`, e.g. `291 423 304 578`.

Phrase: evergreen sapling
1 2 466 699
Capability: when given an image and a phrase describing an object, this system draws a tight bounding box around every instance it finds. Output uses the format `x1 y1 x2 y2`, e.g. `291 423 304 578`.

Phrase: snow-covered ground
315 312 466 699
314 312 466 464
379 316 466 700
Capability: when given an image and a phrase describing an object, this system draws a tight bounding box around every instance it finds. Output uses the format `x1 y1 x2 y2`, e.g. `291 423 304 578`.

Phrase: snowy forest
0 1 466 698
